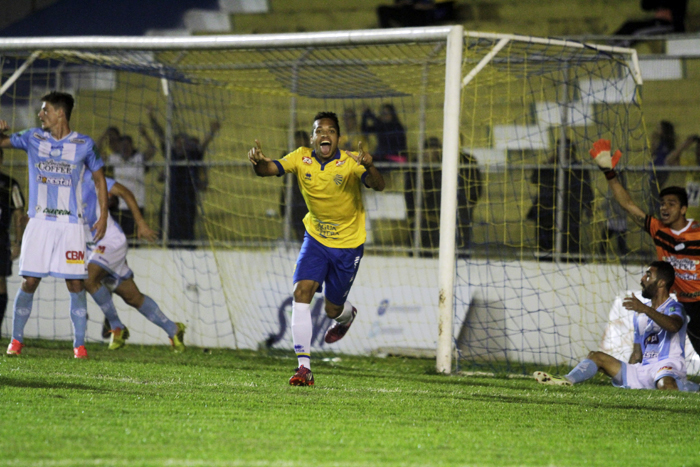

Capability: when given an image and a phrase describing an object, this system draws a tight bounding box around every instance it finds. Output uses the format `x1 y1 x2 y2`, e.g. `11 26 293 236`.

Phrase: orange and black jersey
645 215 700 302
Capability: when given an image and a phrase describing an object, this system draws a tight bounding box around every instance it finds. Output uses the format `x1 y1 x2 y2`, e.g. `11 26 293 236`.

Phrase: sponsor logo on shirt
645 333 659 346
305 173 312 180
316 220 339 238
69 138 86 144
302 157 312 165
32 133 47 141
334 175 343 186
36 160 75 174
65 250 85 264
43 207 71 216
37 175 72 187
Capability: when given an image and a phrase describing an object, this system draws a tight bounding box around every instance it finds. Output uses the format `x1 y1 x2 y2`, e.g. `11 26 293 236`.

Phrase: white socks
292 301 312 369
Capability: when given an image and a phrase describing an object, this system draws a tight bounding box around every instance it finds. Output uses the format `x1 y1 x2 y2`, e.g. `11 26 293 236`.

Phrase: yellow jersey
275 147 368 248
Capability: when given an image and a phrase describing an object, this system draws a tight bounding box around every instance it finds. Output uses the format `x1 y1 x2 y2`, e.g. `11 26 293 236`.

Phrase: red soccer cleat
289 366 314 386
73 345 89 359
6 339 24 356
324 307 357 344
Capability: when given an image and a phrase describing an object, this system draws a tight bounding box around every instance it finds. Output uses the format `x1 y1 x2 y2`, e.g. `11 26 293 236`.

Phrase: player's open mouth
320 141 332 155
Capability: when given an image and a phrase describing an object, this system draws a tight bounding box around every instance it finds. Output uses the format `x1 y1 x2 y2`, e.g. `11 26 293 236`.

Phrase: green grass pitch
1 340 698 467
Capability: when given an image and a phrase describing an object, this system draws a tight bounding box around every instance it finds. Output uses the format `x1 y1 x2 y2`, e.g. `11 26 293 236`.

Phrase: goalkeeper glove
589 139 622 180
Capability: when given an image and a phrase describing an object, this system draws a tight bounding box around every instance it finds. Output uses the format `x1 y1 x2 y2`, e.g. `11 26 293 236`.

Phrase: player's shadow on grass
0 376 107 392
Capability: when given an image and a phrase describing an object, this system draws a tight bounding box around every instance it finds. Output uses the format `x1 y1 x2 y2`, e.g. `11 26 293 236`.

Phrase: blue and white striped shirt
11 128 104 224
634 297 687 365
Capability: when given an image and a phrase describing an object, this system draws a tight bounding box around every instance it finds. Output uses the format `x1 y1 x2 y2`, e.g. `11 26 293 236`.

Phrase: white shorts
614 358 687 390
19 218 88 279
86 222 133 290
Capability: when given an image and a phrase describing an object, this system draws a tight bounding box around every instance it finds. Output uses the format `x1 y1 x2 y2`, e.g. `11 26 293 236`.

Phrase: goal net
0 28 658 374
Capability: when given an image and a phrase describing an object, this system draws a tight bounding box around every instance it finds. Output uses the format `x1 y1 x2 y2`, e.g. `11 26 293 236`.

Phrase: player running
248 111 385 386
81 169 186 352
590 139 700 356
1 91 109 359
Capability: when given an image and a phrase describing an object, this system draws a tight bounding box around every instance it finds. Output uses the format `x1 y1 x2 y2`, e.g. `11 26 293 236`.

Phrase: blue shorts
293 233 364 306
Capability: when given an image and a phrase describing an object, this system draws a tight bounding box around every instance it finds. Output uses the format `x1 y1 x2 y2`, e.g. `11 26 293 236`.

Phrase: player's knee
21 277 40 293
586 350 607 366
656 376 679 391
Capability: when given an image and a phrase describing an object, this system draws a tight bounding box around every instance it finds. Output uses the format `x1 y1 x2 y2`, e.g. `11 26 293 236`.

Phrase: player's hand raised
346 142 374 168
590 139 622 173
0 120 9 133
248 139 271 166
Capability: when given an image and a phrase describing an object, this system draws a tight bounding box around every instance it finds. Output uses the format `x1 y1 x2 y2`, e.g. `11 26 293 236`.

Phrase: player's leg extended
323 244 363 344
85 262 125 332
0 276 7 338
114 278 181 344
7 276 40 355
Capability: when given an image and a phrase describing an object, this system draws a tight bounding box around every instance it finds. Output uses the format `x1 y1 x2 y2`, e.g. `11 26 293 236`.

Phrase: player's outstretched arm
110 182 158 242
91 167 109 242
590 139 646 225
346 142 385 192
248 139 279 177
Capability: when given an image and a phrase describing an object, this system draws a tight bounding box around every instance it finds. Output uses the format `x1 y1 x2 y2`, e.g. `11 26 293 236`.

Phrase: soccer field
0 341 698 467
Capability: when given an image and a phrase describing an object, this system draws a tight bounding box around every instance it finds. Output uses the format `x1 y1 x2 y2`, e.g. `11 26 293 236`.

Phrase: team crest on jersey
334 174 343 185
302 157 313 165
305 173 312 180
335 159 346 167
69 138 86 144
645 334 659 346
32 132 47 141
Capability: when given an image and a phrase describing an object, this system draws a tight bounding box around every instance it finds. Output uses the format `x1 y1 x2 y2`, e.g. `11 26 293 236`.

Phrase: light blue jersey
82 170 118 235
634 297 687 365
11 128 104 224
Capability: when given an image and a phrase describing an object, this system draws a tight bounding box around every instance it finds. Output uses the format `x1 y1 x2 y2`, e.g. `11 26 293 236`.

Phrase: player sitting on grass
535 261 698 392
82 169 186 352
248 111 385 386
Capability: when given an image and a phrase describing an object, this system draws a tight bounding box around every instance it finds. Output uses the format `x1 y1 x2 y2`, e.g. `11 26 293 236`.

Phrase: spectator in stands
527 139 593 257
534 261 698 392
612 0 688 47
361 103 407 165
107 127 156 243
97 126 122 161
648 120 695 214
600 171 630 257
339 108 369 153
377 0 456 28
457 149 483 255
680 135 700 220
279 130 310 242
405 136 482 257
147 106 220 247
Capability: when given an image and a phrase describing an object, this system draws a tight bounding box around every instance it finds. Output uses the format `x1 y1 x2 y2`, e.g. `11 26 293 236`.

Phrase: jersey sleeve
105 176 117 193
275 148 304 176
9 129 32 151
85 139 105 173
345 151 368 185
666 302 685 320
644 215 658 236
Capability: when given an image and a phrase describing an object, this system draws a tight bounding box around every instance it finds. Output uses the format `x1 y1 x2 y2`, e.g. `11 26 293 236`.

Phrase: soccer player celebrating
590 139 700 356
248 111 385 386
535 261 698 392
0 91 109 359
81 170 186 352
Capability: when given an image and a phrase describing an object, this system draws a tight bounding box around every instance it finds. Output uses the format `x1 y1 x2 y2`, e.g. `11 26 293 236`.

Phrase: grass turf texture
0 340 698 467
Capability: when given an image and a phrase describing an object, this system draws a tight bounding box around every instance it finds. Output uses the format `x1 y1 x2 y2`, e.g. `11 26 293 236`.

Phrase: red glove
589 139 622 180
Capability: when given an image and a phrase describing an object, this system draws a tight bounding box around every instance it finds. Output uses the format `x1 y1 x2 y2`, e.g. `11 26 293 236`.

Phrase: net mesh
0 32 656 372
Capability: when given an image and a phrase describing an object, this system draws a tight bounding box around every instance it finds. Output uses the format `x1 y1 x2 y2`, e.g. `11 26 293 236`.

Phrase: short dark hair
41 91 75 122
313 111 340 137
650 260 675 290
659 186 688 208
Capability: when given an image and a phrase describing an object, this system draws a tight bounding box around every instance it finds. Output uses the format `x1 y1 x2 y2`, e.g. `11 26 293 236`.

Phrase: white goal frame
0 27 641 374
